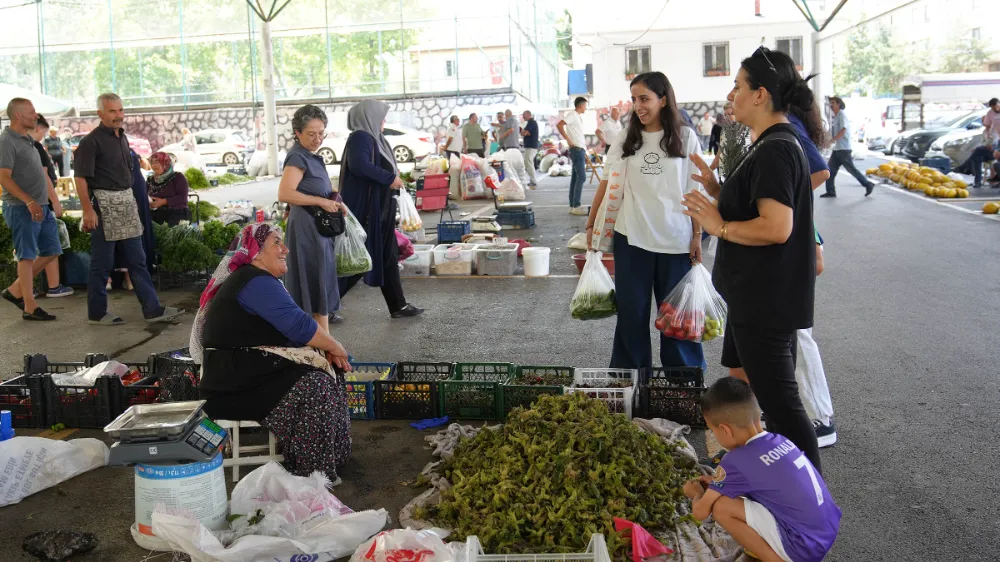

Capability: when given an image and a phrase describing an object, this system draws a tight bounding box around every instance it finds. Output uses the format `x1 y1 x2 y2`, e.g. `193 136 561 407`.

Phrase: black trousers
722 321 822 473
338 222 406 314
51 153 65 177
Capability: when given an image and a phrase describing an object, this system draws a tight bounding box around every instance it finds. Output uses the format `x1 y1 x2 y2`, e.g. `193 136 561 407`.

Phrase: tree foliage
939 32 995 73
556 9 573 63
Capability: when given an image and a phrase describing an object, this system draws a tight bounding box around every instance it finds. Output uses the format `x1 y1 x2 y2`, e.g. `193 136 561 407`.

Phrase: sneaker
329 313 345 325
813 419 837 448
819 192 836 198
145 306 184 323
569 207 589 216
46 285 74 298
23 307 56 321
89 313 126 326
2 289 24 311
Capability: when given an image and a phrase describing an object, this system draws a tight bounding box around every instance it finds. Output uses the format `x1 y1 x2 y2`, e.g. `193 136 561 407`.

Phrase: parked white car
316 125 435 165
161 129 251 166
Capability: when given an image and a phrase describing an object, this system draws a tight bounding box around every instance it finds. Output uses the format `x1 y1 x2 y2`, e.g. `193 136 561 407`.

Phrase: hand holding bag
306 205 345 238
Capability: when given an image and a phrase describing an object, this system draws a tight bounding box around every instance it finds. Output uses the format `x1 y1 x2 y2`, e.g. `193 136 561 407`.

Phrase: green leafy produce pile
189 200 220 220
59 216 91 254
0 214 14 264
418 393 698 559
153 222 221 273
184 167 210 190
570 289 617 320
216 173 251 185
201 220 241 254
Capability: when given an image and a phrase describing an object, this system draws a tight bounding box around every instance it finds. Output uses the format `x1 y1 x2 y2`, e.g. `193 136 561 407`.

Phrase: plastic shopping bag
397 189 423 232
655 263 727 342
351 528 464 562
0 437 109 507
336 208 373 277
504 148 528 185
614 518 673 562
498 175 525 201
593 158 626 253
56 219 71 249
460 155 488 199
570 251 617 320
396 229 414 262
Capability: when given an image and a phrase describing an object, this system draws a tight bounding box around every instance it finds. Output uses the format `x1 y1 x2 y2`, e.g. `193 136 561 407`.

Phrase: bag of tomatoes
654 263 727 343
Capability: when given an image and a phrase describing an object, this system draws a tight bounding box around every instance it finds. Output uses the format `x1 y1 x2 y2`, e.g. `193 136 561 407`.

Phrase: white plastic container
567 368 640 419
475 243 519 276
401 244 435 277
521 246 551 277
465 534 611 562
433 243 476 276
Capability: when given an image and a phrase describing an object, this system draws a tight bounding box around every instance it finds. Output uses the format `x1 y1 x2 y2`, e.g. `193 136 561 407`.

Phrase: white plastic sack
539 153 557 173
460 155 489 200
50 360 129 387
152 462 388 562
246 149 287 177
498 176 525 201
351 528 466 562
504 148 528 185
0 437 109 507
568 232 589 251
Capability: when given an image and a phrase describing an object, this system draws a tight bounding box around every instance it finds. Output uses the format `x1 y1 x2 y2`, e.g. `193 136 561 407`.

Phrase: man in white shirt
443 116 463 159
697 112 714 153
595 107 622 154
557 96 589 215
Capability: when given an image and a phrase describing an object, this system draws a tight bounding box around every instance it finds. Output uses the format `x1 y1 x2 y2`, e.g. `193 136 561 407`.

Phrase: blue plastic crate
496 210 535 230
345 362 396 420
437 221 471 243
920 156 951 175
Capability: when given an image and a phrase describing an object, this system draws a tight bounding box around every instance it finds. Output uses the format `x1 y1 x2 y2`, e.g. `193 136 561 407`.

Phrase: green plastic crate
439 375 502 420
498 365 574 420
450 362 515 382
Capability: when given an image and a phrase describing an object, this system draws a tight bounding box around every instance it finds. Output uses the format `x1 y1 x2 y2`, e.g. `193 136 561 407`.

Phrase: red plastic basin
572 253 615 276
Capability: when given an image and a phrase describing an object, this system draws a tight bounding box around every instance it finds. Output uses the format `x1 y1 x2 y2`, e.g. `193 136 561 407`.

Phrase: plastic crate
114 361 199 417
433 243 476 276
498 366 574 419
495 210 535 230
639 384 707 427
437 221 471 244
344 362 396 420
639 366 704 387
920 156 951 175
465 533 611 562
0 375 47 428
475 243 518 276
401 244 435 277
568 368 639 419
439 377 502 420
43 375 115 429
151 347 201 379
451 362 515 382
375 362 452 419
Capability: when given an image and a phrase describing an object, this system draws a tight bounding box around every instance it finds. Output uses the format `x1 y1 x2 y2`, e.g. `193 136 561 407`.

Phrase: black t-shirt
33 141 56 184
713 123 815 330
73 123 133 191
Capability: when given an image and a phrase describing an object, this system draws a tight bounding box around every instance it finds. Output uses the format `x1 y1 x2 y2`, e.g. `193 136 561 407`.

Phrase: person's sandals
89 313 126 326
145 306 184 323
3 289 25 311
23 307 56 321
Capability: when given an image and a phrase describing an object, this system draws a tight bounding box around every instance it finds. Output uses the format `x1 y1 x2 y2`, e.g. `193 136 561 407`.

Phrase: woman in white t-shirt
585 71 706 370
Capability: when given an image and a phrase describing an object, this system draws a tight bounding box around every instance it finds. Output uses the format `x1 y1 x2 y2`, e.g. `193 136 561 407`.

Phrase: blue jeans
1 203 62 261
826 150 872 194
569 147 586 208
88 223 162 321
610 232 706 370
959 145 996 185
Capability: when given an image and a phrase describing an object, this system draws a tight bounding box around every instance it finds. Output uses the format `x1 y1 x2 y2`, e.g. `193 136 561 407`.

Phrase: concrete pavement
1 158 998 560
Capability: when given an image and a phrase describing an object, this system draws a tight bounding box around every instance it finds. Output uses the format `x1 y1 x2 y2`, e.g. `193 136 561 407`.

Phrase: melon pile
867 162 969 199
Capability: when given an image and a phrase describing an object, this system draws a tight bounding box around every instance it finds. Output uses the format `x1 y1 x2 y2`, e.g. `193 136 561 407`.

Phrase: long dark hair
741 48 827 148
622 72 684 159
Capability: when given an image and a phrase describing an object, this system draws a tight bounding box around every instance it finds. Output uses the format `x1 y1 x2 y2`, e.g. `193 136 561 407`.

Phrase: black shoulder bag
306 205 345 238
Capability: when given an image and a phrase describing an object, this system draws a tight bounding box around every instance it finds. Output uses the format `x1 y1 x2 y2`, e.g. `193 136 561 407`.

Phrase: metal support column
261 20 279 176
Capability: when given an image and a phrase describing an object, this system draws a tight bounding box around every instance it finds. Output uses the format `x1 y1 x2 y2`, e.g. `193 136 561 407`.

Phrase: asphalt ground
1 156 998 560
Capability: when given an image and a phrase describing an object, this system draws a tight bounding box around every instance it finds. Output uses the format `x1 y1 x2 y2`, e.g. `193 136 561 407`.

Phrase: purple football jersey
710 432 841 562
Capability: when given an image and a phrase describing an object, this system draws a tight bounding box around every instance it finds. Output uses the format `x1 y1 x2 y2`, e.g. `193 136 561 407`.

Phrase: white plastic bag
567 232 589 251
337 207 373 277
705 235 718 259
460 155 488 200
570 251 617 321
151 462 388 562
655 263 727 342
498 175 525 201
351 528 465 562
397 190 423 232
56 219 71 250
50 360 129 387
504 148 528 185
0 437 109 507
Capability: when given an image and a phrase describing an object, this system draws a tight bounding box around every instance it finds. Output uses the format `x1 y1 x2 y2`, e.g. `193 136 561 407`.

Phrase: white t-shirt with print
445 123 463 152
604 127 703 254
562 111 587 148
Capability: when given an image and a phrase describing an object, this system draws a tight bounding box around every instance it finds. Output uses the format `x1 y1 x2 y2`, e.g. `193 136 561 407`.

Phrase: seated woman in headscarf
190 223 354 483
338 100 423 318
147 152 191 226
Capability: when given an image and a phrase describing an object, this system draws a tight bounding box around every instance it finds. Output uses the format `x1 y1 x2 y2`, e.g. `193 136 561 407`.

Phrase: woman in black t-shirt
682 47 824 471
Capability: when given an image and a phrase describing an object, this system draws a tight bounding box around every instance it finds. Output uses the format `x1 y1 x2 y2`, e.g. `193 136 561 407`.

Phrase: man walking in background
462 113 485 158
822 96 875 198
73 92 182 326
29 114 73 298
697 112 714 152
558 96 589 215
595 107 622 154
521 110 539 188
443 115 463 160
44 128 65 177
0 98 61 320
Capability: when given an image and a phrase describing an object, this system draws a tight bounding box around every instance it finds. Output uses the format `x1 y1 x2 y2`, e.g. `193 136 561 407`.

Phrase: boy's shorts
742 497 793 562
2 203 63 262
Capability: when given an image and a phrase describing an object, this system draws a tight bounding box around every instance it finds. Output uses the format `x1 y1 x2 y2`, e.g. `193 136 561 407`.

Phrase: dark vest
198 266 306 422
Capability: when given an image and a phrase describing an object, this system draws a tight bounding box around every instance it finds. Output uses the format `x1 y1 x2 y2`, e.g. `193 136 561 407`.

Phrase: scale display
104 401 229 466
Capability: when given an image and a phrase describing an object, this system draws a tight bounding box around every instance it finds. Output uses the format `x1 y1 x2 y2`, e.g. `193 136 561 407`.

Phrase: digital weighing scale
104 400 229 466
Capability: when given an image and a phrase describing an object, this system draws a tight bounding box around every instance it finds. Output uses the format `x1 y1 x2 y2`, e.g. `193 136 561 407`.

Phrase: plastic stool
215 420 283 482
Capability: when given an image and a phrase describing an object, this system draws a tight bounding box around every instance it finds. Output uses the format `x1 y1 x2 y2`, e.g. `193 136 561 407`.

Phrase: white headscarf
347 99 398 175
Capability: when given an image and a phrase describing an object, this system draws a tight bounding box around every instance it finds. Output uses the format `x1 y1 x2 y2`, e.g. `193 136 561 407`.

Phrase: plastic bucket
133 453 228 549
522 247 551 277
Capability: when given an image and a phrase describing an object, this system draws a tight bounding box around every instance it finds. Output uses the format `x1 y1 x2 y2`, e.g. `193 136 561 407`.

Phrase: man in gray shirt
499 109 521 150
822 96 874 198
0 98 61 320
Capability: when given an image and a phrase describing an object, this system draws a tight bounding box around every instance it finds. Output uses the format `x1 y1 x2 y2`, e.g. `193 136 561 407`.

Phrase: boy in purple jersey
684 378 841 562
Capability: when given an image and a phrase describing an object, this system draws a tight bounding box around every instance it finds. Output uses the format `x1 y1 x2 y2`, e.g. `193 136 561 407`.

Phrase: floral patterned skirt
263 369 352 480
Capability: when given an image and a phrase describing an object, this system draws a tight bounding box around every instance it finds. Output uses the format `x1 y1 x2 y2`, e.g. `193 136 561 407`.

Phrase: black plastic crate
0 375 46 428
495 210 535 230
451 362 515 382
151 347 201 379
113 361 200 417
375 372 441 420
639 385 707 427
440 378 501 420
640 366 704 387
44 375 115 429
396 361 454 381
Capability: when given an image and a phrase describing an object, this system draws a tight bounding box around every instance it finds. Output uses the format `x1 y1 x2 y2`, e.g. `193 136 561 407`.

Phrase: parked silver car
925 128 990 166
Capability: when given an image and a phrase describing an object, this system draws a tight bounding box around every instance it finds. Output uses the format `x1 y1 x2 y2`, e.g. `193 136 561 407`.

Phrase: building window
703 42 729 77
972 28 981 40
625 46 650 78
445 60 455 77
775 37 803 70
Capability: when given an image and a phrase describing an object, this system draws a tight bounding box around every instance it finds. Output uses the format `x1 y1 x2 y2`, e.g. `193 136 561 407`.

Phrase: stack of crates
565 368 639 418
344 362 396 420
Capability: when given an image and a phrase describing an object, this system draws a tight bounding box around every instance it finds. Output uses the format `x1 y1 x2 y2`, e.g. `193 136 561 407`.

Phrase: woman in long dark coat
337 100 423 318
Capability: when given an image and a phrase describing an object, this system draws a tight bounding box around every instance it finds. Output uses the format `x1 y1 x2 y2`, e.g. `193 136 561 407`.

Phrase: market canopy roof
788 0 849 32
0 84 78 119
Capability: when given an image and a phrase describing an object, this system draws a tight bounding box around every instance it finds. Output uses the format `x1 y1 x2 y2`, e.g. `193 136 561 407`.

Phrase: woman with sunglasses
683 47 823 471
